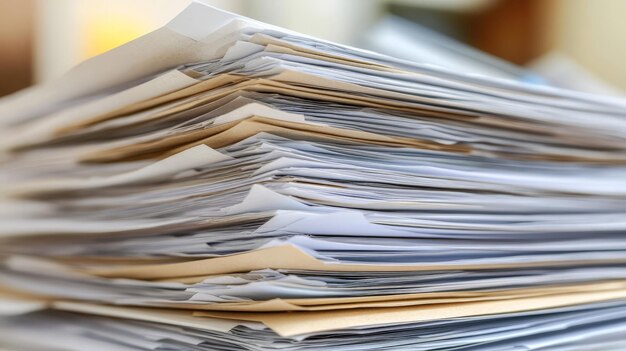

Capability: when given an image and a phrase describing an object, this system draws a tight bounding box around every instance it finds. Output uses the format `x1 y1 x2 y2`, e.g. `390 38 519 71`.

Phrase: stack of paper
1 2 626 350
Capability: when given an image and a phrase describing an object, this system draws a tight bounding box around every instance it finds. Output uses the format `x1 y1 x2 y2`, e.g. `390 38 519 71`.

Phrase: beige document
86 244 626 280
197 287 626 336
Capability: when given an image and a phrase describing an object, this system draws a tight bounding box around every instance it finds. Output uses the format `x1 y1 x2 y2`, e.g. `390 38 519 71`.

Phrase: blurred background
1 0 625 97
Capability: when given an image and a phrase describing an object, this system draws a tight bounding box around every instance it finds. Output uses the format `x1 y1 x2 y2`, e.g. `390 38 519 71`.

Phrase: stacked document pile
2 2 626 350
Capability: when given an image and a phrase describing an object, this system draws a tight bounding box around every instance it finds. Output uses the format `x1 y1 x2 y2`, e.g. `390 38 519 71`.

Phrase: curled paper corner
8 144 233 197
213 102 309 126
223 184 311 215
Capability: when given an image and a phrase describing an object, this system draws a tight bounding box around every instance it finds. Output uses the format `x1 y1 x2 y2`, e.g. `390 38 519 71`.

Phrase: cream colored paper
196 287 626 336
86 244 626 280
167 281 626 312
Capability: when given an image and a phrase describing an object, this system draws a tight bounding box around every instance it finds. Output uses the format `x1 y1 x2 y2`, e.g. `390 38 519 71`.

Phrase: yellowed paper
196 287 626 336
166 281 626 312
86 244 626 280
